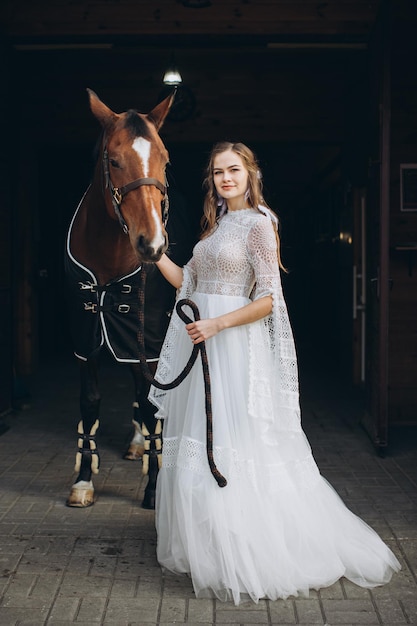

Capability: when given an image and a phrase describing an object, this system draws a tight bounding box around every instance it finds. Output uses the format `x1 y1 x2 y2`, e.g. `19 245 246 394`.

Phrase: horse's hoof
142 491 156 510
66 482 95 508
124 444 144 461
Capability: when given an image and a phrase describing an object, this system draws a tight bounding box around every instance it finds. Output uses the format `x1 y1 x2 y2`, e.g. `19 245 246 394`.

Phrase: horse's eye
110 159 120 168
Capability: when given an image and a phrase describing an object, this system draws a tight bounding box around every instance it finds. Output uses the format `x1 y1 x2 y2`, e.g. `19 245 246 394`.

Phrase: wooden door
352 188 366 386
363 0 392 453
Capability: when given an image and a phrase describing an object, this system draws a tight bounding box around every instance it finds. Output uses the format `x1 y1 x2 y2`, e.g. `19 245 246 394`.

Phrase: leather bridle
102 143 169 234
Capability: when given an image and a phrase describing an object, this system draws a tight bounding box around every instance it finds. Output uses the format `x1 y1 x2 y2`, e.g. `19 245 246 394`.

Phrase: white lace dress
148 207 400 605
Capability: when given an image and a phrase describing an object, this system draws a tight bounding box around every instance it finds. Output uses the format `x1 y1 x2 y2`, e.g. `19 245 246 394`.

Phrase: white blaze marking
132 136 165 252
132 137 151 176
152 207 165 249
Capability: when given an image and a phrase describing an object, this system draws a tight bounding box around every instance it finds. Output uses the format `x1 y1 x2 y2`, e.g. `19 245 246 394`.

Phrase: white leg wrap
141 423 150 475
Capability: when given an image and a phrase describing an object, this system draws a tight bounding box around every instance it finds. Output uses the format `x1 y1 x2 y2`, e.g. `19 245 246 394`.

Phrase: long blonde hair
201 141 286 270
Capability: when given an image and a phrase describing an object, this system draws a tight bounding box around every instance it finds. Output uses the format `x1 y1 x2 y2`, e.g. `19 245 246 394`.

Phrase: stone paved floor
0 353 416 626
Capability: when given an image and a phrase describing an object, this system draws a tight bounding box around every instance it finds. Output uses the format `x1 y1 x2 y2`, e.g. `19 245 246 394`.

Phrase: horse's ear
147 90 176 130
87 88 118 128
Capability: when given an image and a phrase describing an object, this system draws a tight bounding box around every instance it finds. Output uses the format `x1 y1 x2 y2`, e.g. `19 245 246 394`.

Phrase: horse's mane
92 130 104 164
125 110 151 138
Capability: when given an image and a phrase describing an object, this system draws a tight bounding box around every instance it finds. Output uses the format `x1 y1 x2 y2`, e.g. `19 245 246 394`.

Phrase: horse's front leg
130 362 162 510
66 352 101 507
123 401 145 461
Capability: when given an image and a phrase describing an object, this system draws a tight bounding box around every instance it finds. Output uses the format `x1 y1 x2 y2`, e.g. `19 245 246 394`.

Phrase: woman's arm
156 253 184 289
186 295 272 344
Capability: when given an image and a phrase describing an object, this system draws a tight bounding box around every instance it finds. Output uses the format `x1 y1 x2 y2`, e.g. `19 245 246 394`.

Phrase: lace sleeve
183 255 197 292
246 214 302 435
247 216 279 300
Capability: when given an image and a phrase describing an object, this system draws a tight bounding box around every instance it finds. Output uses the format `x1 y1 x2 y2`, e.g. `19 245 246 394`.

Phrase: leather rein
102 142 169 234
137 264 227 488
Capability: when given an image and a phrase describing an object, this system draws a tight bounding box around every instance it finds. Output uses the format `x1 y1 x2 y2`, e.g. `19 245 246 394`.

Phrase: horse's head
88 89 175 262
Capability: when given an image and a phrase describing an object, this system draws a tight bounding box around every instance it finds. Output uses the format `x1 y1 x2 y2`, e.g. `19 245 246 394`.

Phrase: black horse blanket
65 252 173 363
65 188 194 363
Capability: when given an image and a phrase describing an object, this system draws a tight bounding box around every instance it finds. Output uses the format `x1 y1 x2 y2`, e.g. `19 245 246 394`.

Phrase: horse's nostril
136 234 146 253
136 235 155 259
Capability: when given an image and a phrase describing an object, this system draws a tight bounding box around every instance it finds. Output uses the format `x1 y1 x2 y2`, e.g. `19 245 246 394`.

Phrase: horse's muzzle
135 233 168 262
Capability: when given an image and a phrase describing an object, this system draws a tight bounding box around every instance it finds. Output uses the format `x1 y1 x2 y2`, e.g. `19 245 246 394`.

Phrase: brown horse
65 89 189 509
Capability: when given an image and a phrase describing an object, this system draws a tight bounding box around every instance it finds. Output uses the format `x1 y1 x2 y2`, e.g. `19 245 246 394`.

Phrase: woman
149 141 400 605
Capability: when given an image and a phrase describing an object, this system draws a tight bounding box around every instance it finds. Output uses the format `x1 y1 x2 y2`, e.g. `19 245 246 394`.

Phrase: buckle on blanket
79 281 97 292
118 304 130 313
84 302 98 313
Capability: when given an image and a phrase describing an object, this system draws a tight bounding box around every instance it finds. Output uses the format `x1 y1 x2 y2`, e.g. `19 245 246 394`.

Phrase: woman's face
213 150 249 207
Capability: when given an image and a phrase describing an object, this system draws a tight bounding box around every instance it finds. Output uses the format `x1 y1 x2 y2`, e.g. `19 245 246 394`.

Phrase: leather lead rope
137 263 227 488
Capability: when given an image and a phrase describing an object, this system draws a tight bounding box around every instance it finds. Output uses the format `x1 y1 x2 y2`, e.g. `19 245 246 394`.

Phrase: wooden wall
4 0 379 39
388 16 417 424
3 0 381 152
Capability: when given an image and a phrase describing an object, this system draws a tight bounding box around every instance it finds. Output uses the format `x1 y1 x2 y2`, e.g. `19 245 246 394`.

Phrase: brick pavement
0 354 416 625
